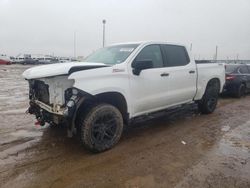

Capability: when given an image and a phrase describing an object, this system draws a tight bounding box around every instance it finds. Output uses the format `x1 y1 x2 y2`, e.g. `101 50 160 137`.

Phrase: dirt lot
0 65 250 188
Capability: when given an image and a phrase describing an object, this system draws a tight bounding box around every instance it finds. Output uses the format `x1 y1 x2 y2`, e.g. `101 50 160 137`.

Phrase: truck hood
22 62 107 79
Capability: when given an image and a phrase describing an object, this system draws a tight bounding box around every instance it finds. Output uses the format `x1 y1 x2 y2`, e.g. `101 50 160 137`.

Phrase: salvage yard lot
0 65 250 188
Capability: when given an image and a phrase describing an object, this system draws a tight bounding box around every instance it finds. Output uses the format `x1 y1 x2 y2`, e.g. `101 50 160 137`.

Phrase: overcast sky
0 0 249 59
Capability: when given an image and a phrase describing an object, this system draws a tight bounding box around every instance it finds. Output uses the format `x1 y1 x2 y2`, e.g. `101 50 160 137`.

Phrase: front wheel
78 104 124 153
198 80 220 114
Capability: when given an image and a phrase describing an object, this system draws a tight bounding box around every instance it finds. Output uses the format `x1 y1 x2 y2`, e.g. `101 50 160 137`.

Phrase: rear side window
135 45 164 68
162 45 189 67
239 66 249 74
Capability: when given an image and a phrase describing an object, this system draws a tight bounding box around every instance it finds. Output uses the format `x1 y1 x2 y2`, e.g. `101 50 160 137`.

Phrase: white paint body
23 42 225 119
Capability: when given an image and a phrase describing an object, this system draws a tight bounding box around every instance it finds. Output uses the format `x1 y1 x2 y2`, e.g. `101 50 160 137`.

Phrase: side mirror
132 60 153 75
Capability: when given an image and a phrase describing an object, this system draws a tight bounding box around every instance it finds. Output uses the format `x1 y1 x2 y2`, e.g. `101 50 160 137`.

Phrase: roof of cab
108 41 186 47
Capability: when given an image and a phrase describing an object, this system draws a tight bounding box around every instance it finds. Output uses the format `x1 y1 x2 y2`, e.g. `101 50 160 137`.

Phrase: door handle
161 73 169 77
189 70 195 74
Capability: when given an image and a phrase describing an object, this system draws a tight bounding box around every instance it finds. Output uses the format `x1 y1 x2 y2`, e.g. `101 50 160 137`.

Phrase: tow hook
35 116 45 126
35 121 40 125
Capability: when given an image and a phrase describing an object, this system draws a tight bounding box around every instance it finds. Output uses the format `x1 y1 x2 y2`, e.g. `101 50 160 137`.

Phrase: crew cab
23 42 225 152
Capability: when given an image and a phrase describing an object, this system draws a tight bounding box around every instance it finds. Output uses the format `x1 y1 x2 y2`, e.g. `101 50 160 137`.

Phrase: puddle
219 121 250 157
175 121 250 188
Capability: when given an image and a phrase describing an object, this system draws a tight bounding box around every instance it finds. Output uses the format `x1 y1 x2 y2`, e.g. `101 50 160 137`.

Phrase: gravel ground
0 65 249 188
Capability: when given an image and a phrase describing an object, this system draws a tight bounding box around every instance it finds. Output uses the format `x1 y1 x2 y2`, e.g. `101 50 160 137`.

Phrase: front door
129 44 169 117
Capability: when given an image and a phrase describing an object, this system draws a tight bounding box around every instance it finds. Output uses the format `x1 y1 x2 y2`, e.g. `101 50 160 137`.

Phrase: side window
135 45 164 68
163 45 189 67
239 66 249 74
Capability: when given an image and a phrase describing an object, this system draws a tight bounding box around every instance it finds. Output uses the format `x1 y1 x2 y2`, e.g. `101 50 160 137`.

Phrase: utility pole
102 19 106 47
215 45 218 61
74 31 76 59
190 43 192 51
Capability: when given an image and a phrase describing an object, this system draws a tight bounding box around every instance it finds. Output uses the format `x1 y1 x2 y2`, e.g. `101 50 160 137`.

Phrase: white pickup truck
23 42 225 152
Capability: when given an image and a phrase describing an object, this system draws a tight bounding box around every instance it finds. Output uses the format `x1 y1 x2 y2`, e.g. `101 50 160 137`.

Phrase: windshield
225 65 239 73
84 44 139 65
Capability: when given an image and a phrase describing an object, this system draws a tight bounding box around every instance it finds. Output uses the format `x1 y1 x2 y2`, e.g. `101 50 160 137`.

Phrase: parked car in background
223 64 250 97
0 54 12 65
21 58 39 65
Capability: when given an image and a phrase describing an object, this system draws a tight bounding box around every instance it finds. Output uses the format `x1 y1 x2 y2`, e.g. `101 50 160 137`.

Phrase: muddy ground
0 65 249 188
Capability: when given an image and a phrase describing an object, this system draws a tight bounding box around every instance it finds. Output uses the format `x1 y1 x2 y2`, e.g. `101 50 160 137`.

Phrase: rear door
161 44 197 106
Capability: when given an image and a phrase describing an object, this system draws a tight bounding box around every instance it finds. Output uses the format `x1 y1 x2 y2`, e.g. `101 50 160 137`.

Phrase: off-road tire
198 80 220 114
235 84 246 98
78 103 123 153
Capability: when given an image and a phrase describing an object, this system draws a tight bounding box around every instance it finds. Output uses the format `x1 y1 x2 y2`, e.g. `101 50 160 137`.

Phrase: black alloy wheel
198 79 220 114
78 103 123 153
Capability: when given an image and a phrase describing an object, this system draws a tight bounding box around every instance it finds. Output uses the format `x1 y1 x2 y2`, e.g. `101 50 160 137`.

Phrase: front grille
31 80 50 105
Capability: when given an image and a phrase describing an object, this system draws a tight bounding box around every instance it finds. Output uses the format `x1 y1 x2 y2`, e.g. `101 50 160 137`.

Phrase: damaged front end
27 78 84 135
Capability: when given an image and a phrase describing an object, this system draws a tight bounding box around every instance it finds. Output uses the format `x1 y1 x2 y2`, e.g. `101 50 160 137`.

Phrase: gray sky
0 0 250 59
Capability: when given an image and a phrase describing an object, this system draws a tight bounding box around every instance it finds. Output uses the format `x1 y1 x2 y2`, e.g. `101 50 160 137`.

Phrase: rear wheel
78 104 123 153
198 80 220 114
235 84 246 98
